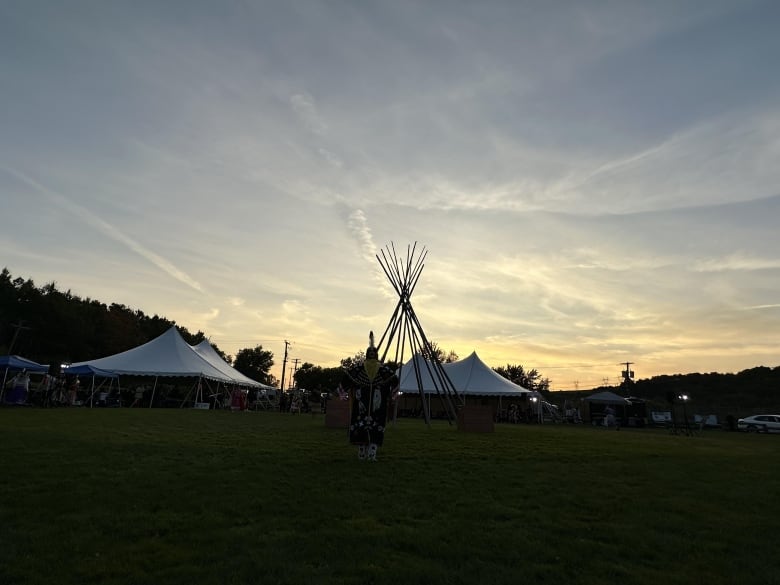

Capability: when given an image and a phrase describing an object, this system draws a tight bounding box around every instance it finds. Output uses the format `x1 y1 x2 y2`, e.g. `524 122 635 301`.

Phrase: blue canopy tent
1 355 49 404
63 364 119 377
0 355 49 372
63 364 121 407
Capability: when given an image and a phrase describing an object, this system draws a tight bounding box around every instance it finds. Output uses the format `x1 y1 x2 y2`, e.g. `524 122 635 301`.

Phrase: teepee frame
375 242 462 425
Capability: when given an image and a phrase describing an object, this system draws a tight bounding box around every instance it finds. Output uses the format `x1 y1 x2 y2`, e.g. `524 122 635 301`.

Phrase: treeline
550 367 780 417
5 267 777 414
0 268 220 365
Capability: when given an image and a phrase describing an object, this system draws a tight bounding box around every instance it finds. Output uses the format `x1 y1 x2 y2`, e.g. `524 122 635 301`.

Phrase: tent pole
89 375 96 407
117 378 122 407
0 366 9 403
149 376 158 408
180 378 198 408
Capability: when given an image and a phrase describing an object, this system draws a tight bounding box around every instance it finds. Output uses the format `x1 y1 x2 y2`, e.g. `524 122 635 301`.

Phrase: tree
294 363 343 396
232 346 275 385
419 341 458 363
340 351 366 369
494 364 550 392
293 362 317 388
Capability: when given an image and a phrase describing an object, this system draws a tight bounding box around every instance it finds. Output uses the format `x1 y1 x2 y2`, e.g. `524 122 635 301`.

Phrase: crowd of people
2 370 99 407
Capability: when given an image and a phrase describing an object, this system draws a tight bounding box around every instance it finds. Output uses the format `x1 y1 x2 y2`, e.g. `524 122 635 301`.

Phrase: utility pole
279 340 290 412
619 362 635 390
290 358 300 390
7 321 31 355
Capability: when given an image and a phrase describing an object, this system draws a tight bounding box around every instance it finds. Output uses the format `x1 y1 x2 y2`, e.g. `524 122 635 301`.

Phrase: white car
737 414 780 433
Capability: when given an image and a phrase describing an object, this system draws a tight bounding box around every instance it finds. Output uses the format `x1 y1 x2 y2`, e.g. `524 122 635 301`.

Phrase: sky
2 0 779 390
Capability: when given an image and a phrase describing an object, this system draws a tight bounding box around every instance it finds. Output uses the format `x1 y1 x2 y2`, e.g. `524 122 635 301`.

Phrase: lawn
1 408 778 585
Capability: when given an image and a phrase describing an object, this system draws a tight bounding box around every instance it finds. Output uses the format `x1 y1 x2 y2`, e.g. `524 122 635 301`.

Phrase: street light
677 393 691 434
530 395 543 424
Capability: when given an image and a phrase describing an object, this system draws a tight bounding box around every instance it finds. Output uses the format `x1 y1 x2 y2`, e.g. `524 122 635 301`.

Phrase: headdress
366 331 378 360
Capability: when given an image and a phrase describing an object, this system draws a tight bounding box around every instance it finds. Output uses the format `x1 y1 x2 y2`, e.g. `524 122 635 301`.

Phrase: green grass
1 409 778 585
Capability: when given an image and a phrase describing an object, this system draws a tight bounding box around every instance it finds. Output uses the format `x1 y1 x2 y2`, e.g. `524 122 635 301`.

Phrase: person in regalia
340 331 398 461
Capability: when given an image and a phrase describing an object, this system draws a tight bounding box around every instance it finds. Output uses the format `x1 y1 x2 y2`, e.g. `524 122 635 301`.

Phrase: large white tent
397 351 531 397
190 339 273 390
71 326 264 387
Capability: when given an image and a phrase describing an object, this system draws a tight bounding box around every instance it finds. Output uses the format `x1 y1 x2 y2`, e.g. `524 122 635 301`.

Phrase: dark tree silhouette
233 346 275 385
493 364 550 392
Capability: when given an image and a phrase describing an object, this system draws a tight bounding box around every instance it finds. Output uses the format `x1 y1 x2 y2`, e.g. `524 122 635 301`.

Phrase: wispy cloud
694 253 780 272
1 166 203 292
318 147 343 168
290 93 327 135
346 208 377 264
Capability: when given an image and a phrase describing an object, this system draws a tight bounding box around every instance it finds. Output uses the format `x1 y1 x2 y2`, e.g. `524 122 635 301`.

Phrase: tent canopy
584 391 631 404
398 351 531 397
0 355 49 373
71 327 263 386
190 340 273 389
63 364 119 378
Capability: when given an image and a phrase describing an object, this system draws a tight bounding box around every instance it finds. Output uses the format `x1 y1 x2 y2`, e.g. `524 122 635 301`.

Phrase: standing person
53 374 67 405
5 369 31 404
605 405 617 428
67 376 80 406
339 332 399 461
131 386 145 408
41 373 57 407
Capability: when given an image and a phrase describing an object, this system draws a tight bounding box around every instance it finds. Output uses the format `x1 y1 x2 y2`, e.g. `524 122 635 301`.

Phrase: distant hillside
550 367 780 419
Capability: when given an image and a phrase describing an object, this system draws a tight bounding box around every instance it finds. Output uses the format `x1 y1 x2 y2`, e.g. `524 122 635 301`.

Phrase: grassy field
1 408 778 585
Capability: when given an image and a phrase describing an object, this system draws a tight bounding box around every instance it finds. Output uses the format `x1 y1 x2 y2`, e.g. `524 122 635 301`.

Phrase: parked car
737 414 780 433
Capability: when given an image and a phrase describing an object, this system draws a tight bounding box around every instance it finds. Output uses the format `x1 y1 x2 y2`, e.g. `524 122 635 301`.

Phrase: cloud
1 166 203 292
346 208 377 264
694 253 780 272
318 147 343 168
552 108 780 215
290 93 327 135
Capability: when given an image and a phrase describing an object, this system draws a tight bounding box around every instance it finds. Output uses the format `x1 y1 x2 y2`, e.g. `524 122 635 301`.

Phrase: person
230 387 243 411
604 405 617 428
5 369 31 404
726 414 736 432
289 394 301 414
41 373 56 407
339 332 399 461
53 374 67 405
131 386 145 408
67 376 80 406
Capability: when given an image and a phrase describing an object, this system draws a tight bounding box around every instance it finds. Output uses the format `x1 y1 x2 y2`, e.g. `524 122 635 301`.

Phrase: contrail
1 166 203 292
347 208 378 264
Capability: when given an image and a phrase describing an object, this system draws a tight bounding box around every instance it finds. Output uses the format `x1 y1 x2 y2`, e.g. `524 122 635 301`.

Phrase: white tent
584 391 630 404
71 327 238 384
398 351 531 397
190 340 272 390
